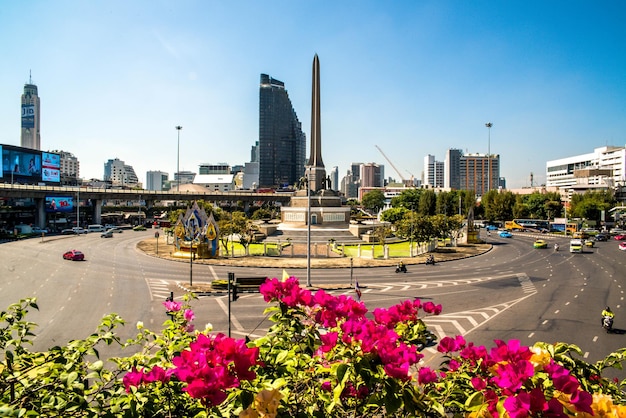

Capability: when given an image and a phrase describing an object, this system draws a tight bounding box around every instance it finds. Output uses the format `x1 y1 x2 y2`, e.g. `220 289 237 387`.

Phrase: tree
484 190 515 222
370 223 393 246
380 206 408 225
391 188 422 210
418 189 436 216
361 190 386 214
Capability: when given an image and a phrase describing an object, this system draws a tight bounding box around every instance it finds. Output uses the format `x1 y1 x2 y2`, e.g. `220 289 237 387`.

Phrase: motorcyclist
426 254 435 265
396 260 406 273
602 306 615 327
554 243 559 251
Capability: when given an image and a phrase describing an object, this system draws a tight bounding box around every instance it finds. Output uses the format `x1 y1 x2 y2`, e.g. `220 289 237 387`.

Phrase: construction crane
375 145 407 183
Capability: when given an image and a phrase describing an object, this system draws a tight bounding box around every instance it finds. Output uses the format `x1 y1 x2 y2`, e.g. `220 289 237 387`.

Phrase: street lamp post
176 126 183 193
306 169 312 287
485 122 493 194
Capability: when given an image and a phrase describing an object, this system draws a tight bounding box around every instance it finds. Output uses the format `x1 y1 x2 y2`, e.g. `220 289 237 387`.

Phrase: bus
505 219 550 232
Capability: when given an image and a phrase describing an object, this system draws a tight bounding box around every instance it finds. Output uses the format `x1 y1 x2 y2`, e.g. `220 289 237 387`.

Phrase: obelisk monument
307 54 327 192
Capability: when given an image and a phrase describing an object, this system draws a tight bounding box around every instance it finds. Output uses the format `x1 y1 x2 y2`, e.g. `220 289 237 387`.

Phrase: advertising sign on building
21 105 35 128
42 152 61 182
45 196 74 213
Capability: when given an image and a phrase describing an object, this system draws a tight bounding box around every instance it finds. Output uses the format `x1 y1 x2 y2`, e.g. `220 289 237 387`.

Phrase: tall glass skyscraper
258 74 306 189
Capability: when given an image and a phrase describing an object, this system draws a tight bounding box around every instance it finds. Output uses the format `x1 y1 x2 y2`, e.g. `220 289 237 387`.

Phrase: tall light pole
485 122 493 194
306 168 312 287
175 126 183 193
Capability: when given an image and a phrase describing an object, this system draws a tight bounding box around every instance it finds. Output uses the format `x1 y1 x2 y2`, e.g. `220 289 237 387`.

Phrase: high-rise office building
360 163 384 188
104 158 139 186
444 149 462 189
146 171 168 191
258 74 306 189
21 76 41 150
423 155 444 188
459 153 500 196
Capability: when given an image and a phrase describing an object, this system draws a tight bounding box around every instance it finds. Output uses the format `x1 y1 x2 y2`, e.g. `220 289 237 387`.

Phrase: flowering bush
1 278 625 417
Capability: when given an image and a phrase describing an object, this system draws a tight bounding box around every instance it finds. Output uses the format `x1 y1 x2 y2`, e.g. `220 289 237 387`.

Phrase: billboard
45 196 74 213
42 152 61 182
1 146 41 179
0 145 60 183
21 105 35 128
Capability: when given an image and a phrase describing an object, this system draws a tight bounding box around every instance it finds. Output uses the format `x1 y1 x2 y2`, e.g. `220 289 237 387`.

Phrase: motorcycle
395 264 407 273
554 243 560 252
602 315 614 332
425 255 436 265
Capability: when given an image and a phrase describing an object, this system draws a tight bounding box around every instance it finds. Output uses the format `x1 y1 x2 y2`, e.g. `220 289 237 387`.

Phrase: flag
282 269 289 282
355 280 362 301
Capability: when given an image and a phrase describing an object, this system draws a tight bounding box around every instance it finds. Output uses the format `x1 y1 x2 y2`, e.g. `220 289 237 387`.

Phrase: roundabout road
0 231 624 376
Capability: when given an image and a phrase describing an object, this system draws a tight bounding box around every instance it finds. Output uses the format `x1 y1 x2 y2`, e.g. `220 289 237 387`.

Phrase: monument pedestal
281 190 350 227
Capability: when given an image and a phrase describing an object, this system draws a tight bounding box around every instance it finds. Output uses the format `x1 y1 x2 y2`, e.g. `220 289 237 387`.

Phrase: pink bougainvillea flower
184 309 195 322
471 376 486 391
417 367 438 384
437 336 459 353
163 300 182 312
142 365 169 384
422 301 442 315
491 360 535 392
122 367 144 393
318 331 338 353
569 390 593 414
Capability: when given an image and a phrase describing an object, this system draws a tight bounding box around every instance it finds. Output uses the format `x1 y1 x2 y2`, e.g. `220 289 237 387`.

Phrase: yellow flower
254 389 282 418
529 345 551 370
239 407 259 418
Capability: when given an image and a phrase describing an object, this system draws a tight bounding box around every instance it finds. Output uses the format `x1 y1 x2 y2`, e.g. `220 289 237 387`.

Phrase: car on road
32 227 49 234
485 225 498 231
533 239 548 249
594 234 608 242
61 227 88 235
614 234 626 241
499 231 512 238
101 231 113 238
619 242 626 251
106 227 123 234
133 225 146 231
63 249 85 261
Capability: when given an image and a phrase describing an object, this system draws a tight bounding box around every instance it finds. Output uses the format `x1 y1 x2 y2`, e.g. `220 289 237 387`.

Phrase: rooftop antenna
29 69 32 84
530 172 534 187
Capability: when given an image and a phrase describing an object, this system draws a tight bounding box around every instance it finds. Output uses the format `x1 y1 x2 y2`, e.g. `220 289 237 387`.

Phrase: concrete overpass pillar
36 198 46 228
92 200 102 224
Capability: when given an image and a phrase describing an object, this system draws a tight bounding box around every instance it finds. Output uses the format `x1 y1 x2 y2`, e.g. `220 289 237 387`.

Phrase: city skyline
0 1 624 189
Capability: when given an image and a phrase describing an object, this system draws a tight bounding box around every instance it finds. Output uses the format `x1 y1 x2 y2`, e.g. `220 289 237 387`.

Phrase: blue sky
1 0 624 189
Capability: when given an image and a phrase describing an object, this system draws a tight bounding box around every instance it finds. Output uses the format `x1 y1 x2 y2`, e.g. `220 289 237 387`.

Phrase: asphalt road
1 231 624 378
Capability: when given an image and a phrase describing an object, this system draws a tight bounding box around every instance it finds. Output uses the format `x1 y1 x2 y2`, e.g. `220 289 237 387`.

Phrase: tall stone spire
307 54 327 192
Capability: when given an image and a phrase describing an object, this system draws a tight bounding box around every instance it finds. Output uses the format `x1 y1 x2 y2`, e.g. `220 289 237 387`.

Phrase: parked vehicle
63 249 85 261
61 227 87 235
32 227 48 234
